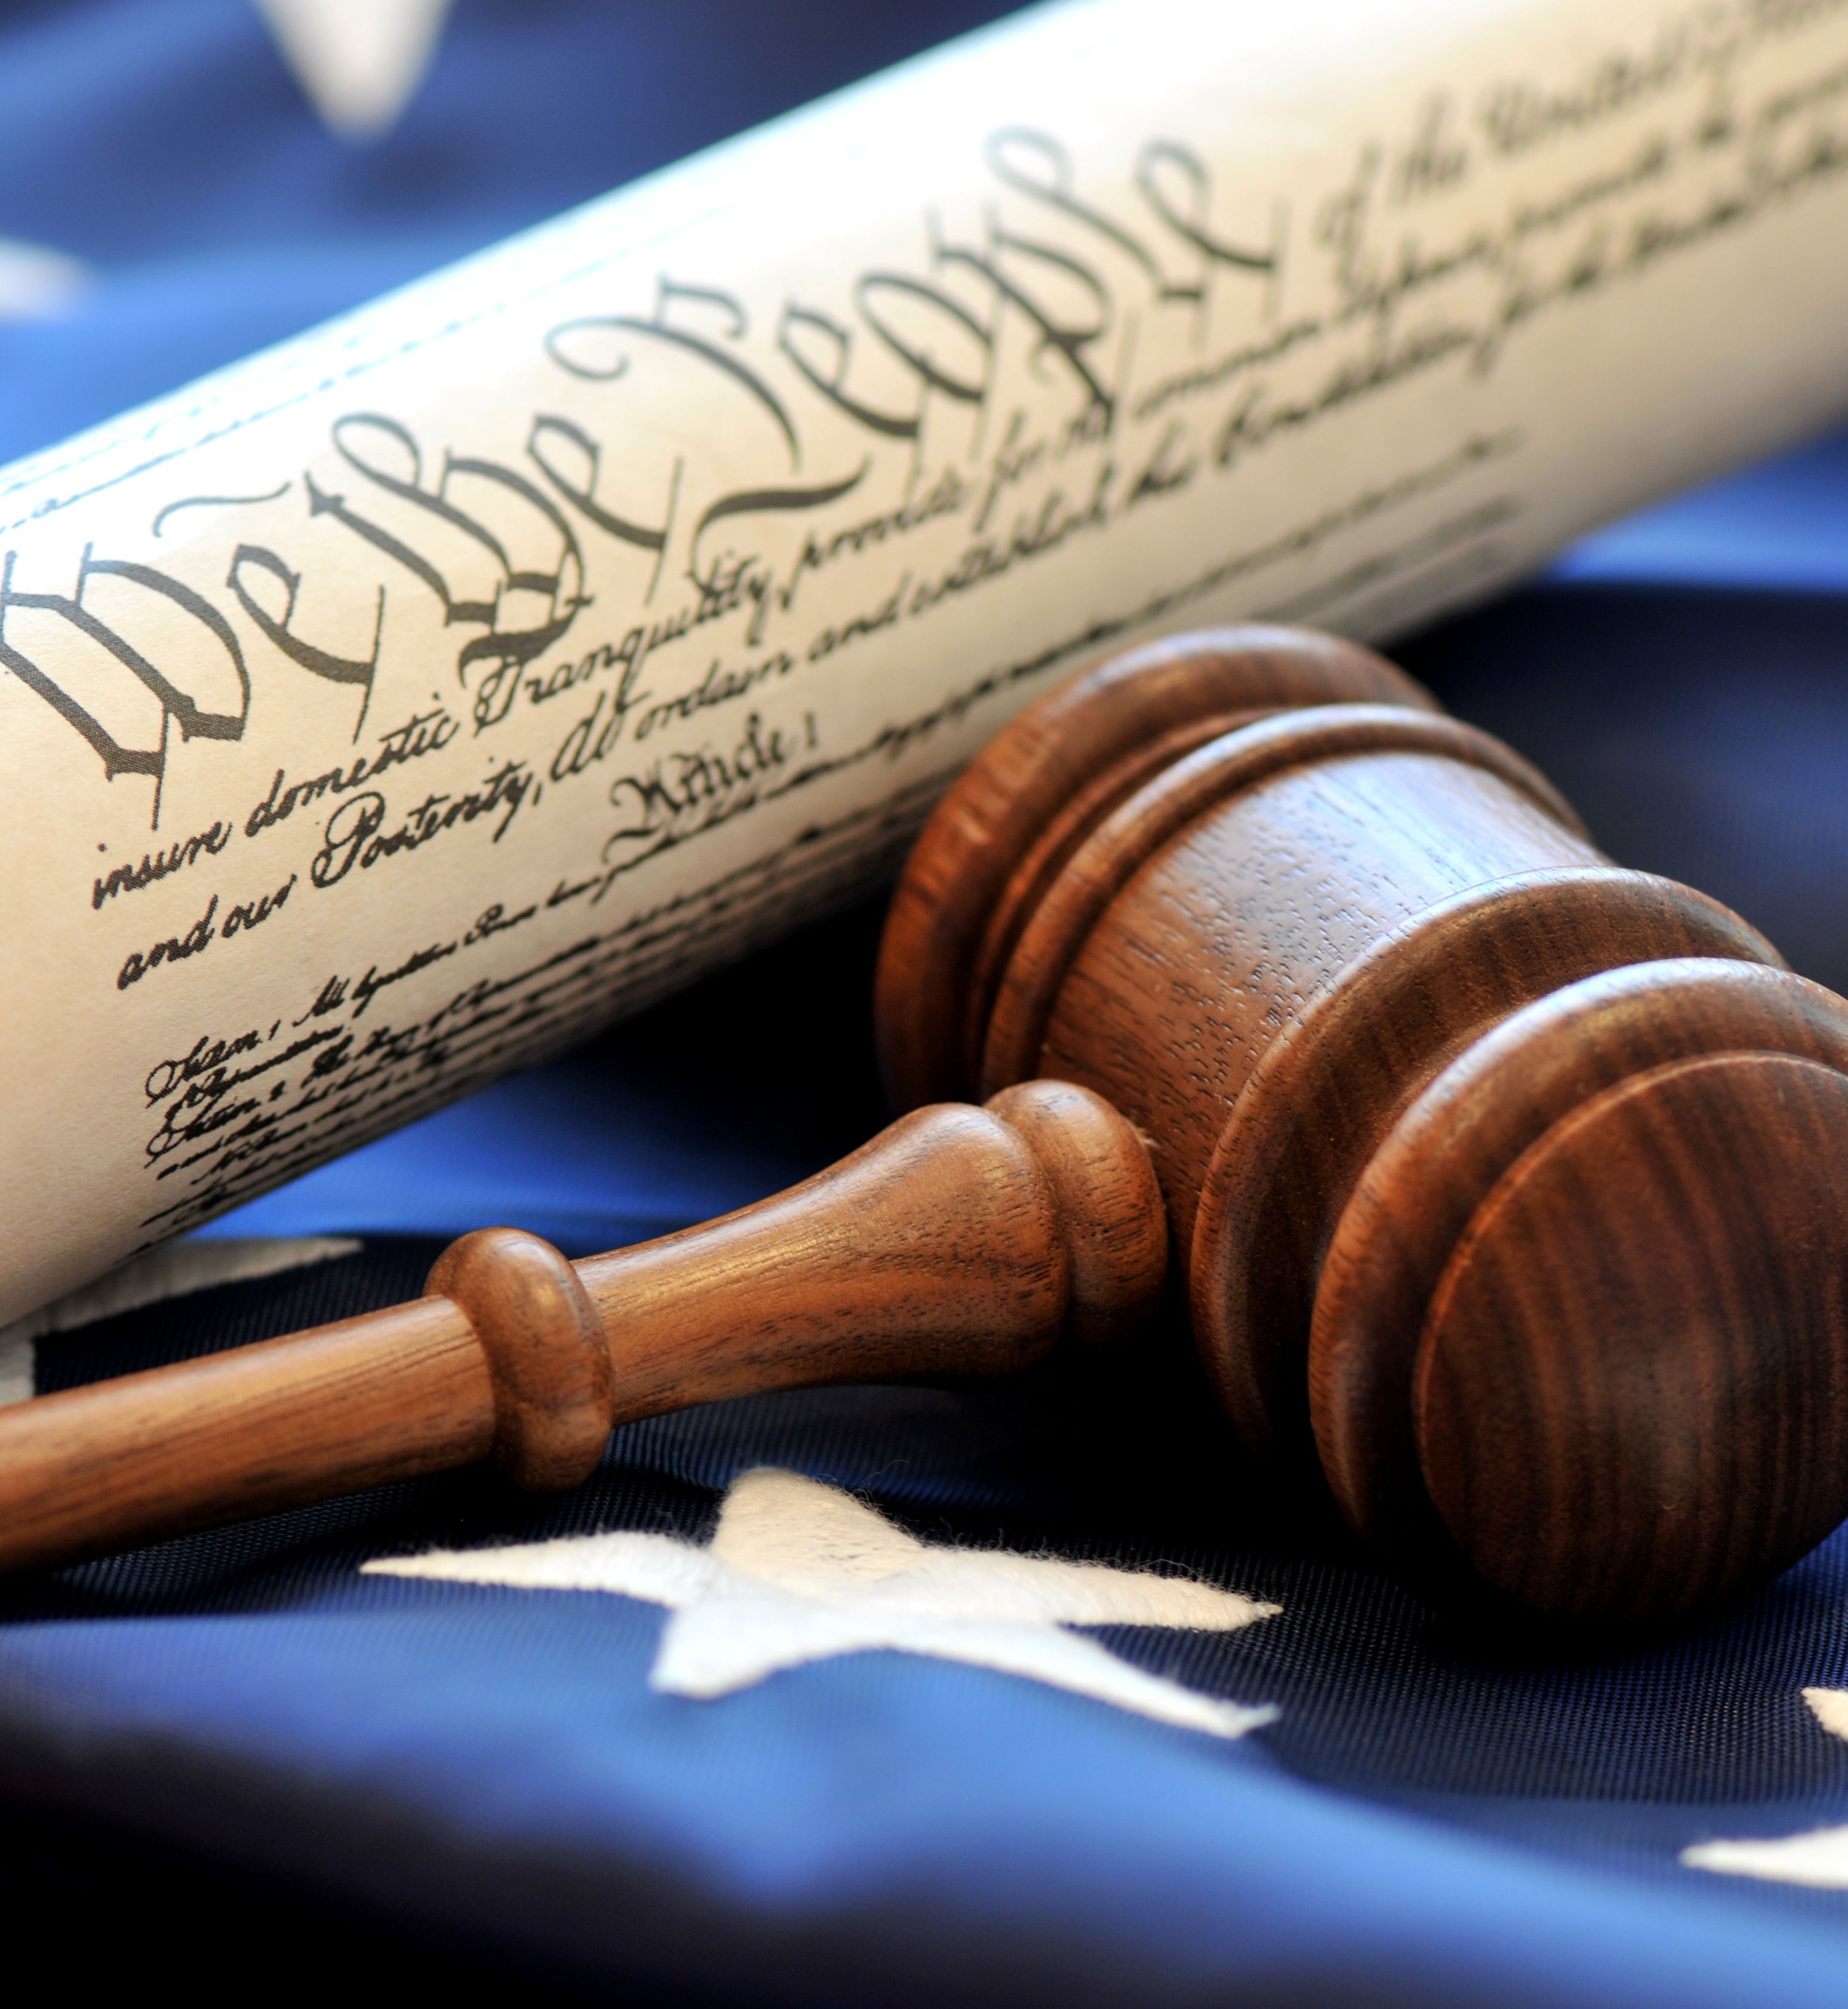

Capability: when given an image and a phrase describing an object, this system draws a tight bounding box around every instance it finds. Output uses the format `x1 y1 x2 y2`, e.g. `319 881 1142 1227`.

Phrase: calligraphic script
4 0 1847 1321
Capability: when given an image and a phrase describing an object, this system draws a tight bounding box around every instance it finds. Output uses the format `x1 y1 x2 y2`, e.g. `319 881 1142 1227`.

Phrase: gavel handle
0 1082 1165 1576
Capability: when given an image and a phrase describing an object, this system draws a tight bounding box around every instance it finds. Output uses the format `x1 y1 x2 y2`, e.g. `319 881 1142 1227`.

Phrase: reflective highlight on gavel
9 624 1848 1629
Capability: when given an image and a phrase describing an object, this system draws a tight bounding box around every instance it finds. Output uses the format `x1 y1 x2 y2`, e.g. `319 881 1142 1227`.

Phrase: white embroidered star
1684 1687 1848 1886
365 1467 1280 1739
254 0 454 138
0 239 87 323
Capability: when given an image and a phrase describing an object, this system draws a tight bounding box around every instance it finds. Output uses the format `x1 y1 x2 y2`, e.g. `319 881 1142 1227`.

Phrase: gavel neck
575 1082 1166 1428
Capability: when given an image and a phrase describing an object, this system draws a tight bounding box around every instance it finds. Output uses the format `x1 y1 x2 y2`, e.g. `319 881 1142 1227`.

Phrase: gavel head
875 625 1848 1628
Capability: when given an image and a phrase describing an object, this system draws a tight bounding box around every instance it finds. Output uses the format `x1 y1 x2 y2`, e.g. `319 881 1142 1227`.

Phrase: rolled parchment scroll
3 0 1846 1324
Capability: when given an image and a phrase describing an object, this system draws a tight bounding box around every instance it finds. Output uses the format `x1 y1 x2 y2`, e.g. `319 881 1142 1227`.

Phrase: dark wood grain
1312 959 1848 1609
1204 873 1778 1461
1418 1050 1848 1621
874 624 1435 1110
0 1083 1162 1576
880 623 1848 1625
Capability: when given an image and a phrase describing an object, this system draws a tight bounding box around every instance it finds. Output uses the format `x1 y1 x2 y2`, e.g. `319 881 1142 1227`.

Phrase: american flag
2 5 1848 2006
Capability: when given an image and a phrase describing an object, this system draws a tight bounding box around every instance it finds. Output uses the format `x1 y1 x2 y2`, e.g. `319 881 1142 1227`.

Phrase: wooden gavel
8 624 1848 1629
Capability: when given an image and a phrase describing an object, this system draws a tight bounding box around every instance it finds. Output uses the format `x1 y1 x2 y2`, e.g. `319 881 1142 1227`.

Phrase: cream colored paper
3 0 1847 1322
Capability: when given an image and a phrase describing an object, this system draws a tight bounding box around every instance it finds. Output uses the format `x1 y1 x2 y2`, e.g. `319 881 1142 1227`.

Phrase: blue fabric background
5 4 1848 2005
